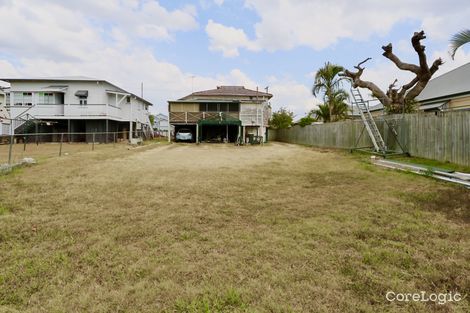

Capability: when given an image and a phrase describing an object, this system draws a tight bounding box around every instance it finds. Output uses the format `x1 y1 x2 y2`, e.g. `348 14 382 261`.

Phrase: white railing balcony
7 104 150 124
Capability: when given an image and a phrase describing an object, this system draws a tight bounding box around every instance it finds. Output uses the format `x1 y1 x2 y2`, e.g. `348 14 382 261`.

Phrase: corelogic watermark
386 291 466 305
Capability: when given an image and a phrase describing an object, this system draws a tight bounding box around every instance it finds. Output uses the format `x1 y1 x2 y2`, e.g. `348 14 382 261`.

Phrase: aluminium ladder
350 88 387 154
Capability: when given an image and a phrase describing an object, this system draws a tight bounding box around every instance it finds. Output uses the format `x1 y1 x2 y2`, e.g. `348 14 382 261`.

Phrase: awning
419 101 448 111
75 90 88 98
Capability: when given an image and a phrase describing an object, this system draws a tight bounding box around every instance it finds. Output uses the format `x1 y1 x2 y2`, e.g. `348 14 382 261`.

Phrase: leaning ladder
350 88 387 153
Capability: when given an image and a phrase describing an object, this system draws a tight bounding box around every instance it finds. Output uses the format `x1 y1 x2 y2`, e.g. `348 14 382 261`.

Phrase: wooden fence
271 111 470 167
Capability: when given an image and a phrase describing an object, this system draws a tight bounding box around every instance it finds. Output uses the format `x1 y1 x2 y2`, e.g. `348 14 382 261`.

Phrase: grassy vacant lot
0 143 469 312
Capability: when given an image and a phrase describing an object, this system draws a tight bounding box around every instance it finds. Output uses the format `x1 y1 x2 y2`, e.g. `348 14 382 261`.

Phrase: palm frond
450 29 470 59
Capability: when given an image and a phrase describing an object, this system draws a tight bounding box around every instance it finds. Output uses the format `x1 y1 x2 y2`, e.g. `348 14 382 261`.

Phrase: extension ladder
350 88 387 153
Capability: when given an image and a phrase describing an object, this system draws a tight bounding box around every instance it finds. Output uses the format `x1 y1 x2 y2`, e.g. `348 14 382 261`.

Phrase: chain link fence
0 131 146 165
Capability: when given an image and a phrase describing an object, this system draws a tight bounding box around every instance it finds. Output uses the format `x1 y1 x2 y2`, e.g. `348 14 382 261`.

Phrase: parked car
176 128 193 142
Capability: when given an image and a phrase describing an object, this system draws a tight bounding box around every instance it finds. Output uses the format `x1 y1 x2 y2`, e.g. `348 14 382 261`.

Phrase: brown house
168 86 272 143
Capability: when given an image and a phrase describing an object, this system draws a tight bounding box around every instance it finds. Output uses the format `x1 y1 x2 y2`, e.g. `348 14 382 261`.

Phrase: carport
197 117 241 143
174 124 196 142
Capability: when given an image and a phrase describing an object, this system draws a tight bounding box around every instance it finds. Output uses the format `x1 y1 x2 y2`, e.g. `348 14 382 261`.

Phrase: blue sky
0 0 469 117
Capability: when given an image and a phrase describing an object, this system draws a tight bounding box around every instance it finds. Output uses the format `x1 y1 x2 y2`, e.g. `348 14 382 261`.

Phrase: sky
0 0 470 118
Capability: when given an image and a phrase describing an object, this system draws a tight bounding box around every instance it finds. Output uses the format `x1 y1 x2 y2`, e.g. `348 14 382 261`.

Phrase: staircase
11 106 37 134
350 88 387 153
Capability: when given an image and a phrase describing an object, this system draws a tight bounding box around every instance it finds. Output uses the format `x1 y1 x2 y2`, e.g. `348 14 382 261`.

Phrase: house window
219 103 228 112
207 103 218 112
39 92 54 104
23 92 32 106
75 90 88 105
5 93 10 106
13 92 33 106
229 103 240 112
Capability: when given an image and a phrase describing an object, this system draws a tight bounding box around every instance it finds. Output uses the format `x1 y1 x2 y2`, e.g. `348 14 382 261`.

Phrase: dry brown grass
0 142 469 312
0 141 131 165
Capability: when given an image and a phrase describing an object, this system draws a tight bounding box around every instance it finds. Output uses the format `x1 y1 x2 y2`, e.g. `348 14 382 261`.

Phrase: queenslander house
0 76 153 142
168 86 272 143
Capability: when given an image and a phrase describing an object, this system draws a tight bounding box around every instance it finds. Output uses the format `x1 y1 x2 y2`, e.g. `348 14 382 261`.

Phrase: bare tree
341 31 443 113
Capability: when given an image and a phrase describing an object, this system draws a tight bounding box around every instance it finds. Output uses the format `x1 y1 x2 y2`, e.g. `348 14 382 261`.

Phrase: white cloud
266 76 320 117
205 20 259 57
0 0 203 114
213 0 225 5
0 0 198 61
206 0 470 56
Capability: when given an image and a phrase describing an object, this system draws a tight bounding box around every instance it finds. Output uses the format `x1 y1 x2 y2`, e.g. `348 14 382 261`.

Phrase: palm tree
313 90 350 123
330 90 349 121
312 62 347 122
313 104 330 123
450 29 470 59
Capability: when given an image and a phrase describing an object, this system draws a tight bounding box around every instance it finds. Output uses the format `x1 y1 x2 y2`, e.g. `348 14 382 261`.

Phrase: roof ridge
432 60 470 80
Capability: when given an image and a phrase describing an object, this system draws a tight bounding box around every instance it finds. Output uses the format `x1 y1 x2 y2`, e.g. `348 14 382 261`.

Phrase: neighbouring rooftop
417 61 470 101
180 86 273 100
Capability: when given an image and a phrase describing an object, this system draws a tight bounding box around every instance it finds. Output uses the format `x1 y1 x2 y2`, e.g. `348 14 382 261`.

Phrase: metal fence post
92 133 95 151
59 133 64 156
23 136 26 151
8 134 13 165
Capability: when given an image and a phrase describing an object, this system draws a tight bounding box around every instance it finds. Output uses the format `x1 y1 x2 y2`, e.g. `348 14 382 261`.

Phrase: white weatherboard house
0 77 153 141
153 113 171 136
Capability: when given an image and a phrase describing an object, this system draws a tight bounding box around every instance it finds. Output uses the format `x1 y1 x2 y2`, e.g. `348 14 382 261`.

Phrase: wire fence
0 131 147 165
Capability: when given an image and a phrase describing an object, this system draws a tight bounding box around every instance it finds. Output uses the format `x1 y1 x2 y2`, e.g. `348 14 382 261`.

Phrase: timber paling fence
0 131 145 165
271 111 470 167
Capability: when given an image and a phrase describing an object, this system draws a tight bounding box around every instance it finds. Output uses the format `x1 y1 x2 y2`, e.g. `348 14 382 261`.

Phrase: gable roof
180 86 272 100
417 62 470 101
349 102 384 116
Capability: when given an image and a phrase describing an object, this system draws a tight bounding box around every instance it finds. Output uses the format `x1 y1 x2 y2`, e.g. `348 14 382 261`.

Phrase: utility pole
129 96 133 142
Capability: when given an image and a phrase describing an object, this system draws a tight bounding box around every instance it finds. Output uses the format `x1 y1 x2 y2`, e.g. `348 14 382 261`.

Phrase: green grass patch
173 289 248 313
390 155 470 173
0 205 9 216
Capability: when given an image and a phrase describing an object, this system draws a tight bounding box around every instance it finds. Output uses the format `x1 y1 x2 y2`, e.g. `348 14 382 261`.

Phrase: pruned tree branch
411 30 428 71
340 59 391 105
355 57 372 70
343 30 442 113
382 43 420 74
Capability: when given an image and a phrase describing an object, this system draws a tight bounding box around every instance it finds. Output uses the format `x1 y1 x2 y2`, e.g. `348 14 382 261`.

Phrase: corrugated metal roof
349 102 384 116
417 62 470 101
180 86 272 100
419 101 448 111
0 76 99 82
